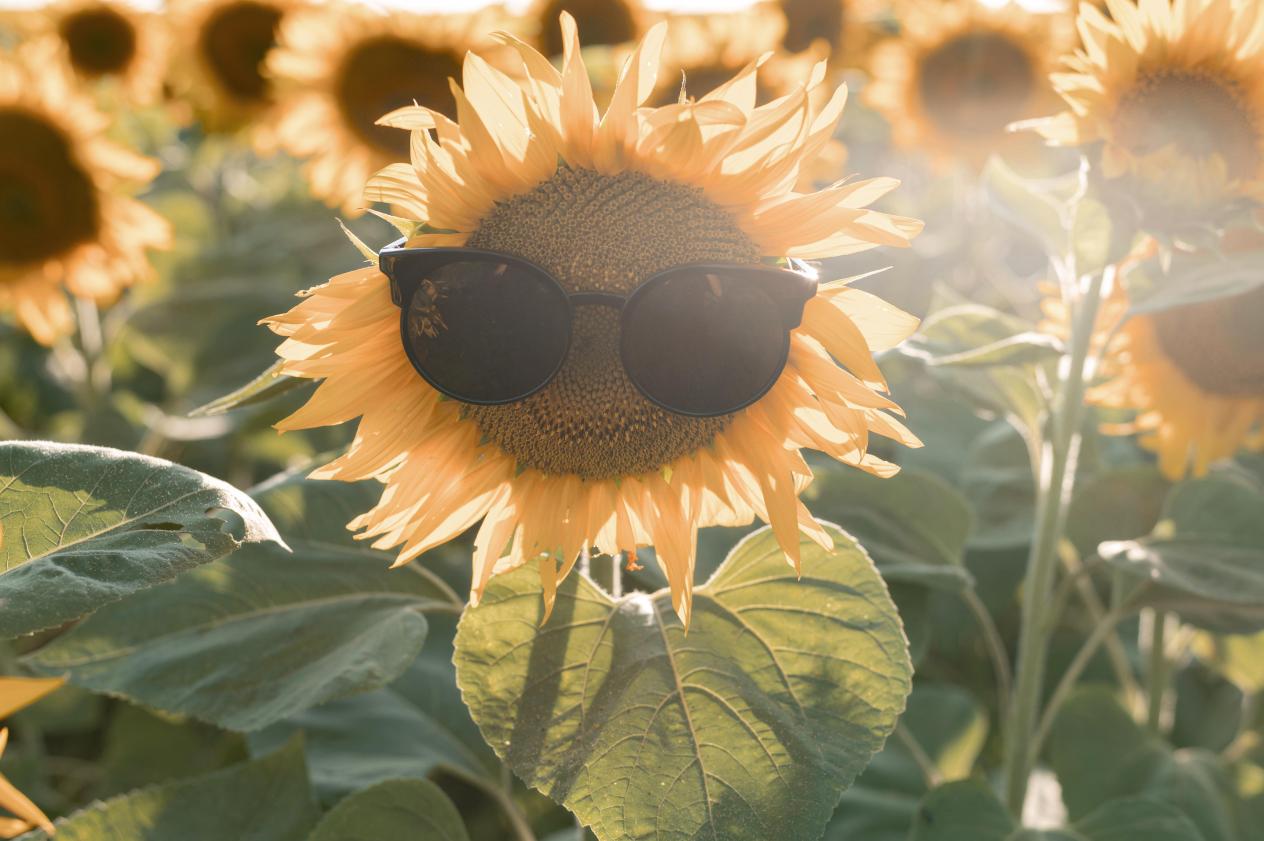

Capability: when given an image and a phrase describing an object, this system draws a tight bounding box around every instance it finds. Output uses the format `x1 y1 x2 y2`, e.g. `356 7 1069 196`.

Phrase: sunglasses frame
378 238 819 416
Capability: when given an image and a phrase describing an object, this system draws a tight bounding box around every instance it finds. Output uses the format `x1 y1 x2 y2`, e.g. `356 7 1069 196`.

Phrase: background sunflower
1034 0 1264 227
268 2 513 213
0 42 169 345
865 0 1067 169
33 0 167 106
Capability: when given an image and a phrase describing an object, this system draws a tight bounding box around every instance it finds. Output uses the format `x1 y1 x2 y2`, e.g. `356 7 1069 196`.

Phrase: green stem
1031 608 1126 759
1057 546 1143 713
1001 265 1111 814
1145 610 1171 733
962 588 1012 719
896 724 943 789
471 770 536 841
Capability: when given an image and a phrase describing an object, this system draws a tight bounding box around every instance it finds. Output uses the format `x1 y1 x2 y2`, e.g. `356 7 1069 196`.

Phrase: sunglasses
378 239 818 417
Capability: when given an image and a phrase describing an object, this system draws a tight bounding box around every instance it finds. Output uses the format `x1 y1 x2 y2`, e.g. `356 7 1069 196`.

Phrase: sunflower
1034 0 1264 225
0 44 170 345
0 677 63 839
866 0 1065 169
266 14 923 625
168 0 296 133
269 3 511 214
768 0 883 68
1086 236 1264 479
34 0 167 105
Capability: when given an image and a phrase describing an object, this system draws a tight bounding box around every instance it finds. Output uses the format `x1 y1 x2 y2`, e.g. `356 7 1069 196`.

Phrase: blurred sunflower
1087 236 1264 479
0 45 170 345
266 15 923 624
866 0 1065 169
1033 0 1264 224
769 0 881 67
0 677 63 839
530 0 649 57
269 3 511 214
36 0 167 105
168 0 295 133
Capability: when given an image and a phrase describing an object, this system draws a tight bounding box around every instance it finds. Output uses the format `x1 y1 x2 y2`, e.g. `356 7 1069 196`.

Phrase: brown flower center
780 0 844 55
59 5 137 78
464 167 759 479
198 0 283 103
916 31 1036 138
0 108 99 270
1151 284 1264 396
538 0 638 57
1113 70 1260 179
335 36 461 162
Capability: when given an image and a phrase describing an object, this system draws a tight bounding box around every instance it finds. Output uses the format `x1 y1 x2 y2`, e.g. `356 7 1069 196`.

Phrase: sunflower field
1 0 1262 838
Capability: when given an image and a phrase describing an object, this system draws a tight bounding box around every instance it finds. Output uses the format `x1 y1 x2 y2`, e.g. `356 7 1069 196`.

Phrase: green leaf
1074 797 1207 841
906 305 1050 444
1099 467 1264 632
804 467 974 591
307 779 470 841
823 684 988 841
1066 466 1170 559
1126 250 1264 317
0 441 282 639
981 157 1076 257
22 474 460 731
1190 631 1264 694
910 781 1204 841
248 615 499 802
929 332 1065 369
17 738 319 840
908 779 1014 841
188 360 307 418
454 524 912 841
1049 690 1237 841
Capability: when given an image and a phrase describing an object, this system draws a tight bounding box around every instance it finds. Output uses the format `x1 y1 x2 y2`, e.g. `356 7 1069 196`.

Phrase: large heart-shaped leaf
454 524 912 841
1099 465 1264 632
0 441 282 639
23 474 461 731
307 779 469 841
16 738 319 840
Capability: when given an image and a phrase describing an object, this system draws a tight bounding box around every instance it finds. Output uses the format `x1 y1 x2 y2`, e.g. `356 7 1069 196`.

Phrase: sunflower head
866 0 1066 169
30 0 166 105
269 4 508 213
268 13 923 624
1035 0 1264 227
0 43 169 344
170 0 293 132
1085 230 1264 479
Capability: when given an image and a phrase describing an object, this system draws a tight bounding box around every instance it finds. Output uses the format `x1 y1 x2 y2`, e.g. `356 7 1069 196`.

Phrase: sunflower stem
1001 263 1111 815
1144 609 1173 733
610 552 624 599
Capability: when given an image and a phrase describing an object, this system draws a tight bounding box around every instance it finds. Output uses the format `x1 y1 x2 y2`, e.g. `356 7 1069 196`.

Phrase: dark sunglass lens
400 259 570 403
622 269 789 416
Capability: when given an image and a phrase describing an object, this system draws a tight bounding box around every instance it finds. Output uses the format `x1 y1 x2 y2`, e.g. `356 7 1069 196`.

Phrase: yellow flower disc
267 13 924 624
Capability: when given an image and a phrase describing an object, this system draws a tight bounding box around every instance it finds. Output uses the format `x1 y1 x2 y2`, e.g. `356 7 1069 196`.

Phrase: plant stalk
1001 264 1110 814
1145 609 1172 733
